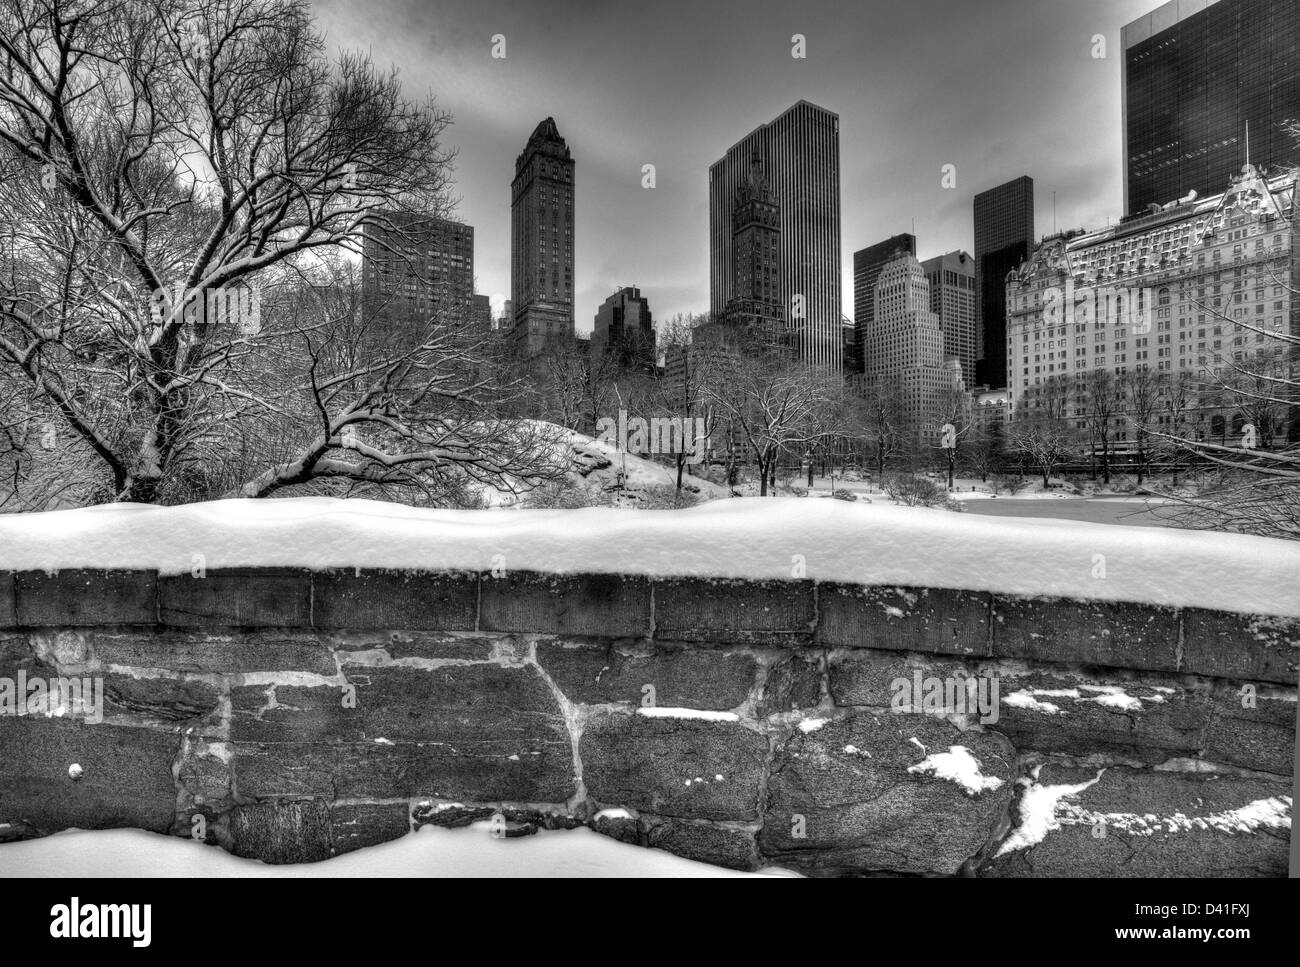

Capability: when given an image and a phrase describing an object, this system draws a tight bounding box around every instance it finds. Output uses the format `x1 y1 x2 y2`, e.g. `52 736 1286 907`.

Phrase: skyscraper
1123 0 1300 216
592 286 655 372
361 211 475 338
709 100 842 369
1006 164 1297 447
853 233 915 376
863 253 957 445
722 151 783 342
974 176 1035 388
920 250 978 385
511 117 575 357
472 293 492 329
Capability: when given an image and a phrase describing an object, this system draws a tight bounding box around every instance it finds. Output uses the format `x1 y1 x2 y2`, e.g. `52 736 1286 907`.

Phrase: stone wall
0 568 1294 876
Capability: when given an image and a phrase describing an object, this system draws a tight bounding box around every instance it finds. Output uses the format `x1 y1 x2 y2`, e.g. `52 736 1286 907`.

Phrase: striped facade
709 101 842 370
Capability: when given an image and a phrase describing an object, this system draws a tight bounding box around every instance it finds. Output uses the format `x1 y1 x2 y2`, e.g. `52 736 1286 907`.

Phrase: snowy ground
0 824 794 878
480 424 730 506
1 496 1297 616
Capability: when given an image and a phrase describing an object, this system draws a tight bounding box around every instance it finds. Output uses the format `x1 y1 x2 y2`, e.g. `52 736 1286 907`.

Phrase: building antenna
1245 120 1250 167
1052 191 1057 235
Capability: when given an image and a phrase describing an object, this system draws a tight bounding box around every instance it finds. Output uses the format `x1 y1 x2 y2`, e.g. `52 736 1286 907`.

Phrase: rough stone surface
819 584 990 656
991 596 1180 672
312 570 478 631
0 573 15 629
829 649 980 708
15 570 157 627
231 663 575 803
103 674 221 723
410 803 580 836
652 578 815 645
991 669 1210 765
644 817 756 871
159 568 310 628
1181 610 1299 685
758 653 824 716
229 800 332 864
330 802 411 855
535 638 756 710
581 712 767 821
94 630 337 675
0 717 180 836
2 566 1293 876
982 764 1292 878
0 633 49 680
230 683 349 744
376 632 498 662
1203 688 1297 776
481 572 651 638
760 710 1016 876
588 810 641 845
176 743 234 808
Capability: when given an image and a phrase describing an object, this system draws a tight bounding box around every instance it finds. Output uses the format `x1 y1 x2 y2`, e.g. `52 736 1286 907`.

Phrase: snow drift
0 496 1297 617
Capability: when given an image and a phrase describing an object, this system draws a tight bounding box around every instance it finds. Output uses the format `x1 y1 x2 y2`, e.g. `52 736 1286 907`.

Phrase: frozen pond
961 496 1180 528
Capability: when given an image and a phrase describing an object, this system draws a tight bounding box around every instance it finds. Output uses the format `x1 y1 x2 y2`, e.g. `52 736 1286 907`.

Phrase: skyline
307 0 1271 335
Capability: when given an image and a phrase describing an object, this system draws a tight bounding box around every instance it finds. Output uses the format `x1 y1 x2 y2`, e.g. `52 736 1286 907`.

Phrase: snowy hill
487 423 730 507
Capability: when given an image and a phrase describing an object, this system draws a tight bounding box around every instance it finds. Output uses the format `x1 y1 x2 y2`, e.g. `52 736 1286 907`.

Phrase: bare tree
856 375 911 485
930 381 973 490
222 256 561 504
1146 128 1300 537
1153 370 1197 487
1082 368 1123 484
654 313 725 492
704 343 833 497
0 0 475 504
1123 366 1162 484
1009 373 1075 487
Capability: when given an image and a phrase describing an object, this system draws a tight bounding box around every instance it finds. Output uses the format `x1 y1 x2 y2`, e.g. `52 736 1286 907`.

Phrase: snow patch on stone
637 707 739 722
907 745 1004 796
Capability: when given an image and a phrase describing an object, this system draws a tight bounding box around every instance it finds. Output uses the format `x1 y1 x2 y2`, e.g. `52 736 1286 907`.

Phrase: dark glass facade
1124 0 1300 215
710 101 842 370
852 233 915 375
973 176 1034 389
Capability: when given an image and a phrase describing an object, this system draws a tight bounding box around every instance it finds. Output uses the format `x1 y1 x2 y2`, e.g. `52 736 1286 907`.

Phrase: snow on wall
0 496 1297 617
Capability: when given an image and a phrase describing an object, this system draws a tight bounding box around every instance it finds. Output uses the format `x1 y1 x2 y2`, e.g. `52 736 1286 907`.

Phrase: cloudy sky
309 0 1163 333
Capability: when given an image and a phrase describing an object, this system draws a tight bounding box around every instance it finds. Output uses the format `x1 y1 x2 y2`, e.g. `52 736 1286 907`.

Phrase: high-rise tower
974 176 1035 388
1123 0 1300 216
511 117 575 357
709 101 842 369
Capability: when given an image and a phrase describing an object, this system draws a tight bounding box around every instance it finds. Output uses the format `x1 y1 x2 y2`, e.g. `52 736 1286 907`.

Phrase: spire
529 116 561 146
738 150 771 206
